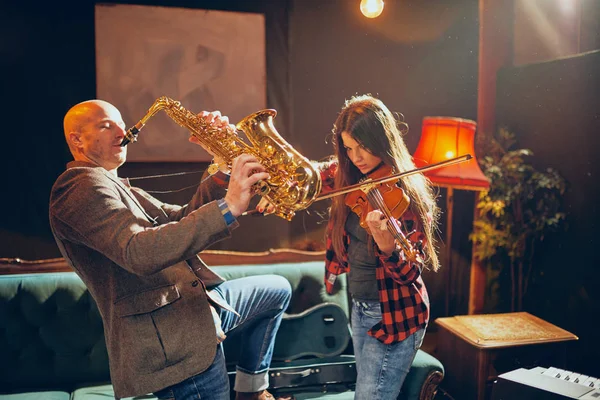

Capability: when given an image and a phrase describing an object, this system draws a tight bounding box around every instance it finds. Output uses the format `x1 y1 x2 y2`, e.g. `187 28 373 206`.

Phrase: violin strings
367 191 399 241
366 189 412 254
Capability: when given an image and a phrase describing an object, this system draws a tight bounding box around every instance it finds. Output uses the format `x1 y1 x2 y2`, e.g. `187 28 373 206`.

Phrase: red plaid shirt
320 163 430 344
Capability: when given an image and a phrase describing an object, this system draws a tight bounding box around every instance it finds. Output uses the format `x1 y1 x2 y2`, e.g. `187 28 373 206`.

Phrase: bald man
50 100 293 400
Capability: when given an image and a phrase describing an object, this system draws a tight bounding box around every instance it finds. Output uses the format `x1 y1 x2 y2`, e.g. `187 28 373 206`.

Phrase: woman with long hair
324 94 440 399
256 94 440 399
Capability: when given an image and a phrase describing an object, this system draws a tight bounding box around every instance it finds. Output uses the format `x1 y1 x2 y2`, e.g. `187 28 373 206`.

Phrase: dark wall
288 0 479 156
496 50 600 377
287 0 480 318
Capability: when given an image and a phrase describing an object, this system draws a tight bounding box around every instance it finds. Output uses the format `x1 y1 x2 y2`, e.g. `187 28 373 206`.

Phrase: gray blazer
49 161 232 398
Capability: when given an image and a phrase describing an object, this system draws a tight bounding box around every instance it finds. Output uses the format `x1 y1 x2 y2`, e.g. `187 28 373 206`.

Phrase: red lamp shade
413 116 489 191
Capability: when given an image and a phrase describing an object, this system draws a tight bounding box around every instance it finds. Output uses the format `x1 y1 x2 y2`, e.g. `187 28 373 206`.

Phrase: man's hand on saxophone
185 110 269 218
189 110 235 174
224 154 269 217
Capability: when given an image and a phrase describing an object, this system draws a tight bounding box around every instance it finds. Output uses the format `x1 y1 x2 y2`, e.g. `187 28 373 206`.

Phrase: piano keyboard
540 367 600 389
491 366 600 399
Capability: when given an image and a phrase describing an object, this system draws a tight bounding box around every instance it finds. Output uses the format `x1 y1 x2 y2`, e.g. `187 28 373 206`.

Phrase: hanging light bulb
360 0 384 18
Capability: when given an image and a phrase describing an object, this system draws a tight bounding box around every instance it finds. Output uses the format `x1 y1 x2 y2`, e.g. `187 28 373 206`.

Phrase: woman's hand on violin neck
365 210 396 256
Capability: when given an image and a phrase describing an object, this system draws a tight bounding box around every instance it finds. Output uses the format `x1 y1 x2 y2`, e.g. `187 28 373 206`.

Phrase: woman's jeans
154 275 292 400
351 298 426 400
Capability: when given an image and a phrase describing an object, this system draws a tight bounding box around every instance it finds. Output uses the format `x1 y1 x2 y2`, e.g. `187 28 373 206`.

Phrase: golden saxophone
121 96 322 221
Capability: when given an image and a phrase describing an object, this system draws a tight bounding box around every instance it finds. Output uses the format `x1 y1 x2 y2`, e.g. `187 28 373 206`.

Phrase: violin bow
314 154 472 202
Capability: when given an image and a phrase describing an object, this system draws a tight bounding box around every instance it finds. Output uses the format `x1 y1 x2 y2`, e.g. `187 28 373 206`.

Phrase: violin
344 164 420 262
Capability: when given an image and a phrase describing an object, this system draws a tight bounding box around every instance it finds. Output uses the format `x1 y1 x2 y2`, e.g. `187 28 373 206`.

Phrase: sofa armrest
399 349 445 400
419 370 444 400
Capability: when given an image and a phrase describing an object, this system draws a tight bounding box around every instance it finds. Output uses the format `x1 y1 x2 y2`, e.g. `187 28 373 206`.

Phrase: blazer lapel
103 172 160 226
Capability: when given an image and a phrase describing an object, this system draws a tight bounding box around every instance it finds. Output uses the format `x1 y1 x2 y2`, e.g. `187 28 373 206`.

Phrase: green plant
469 128 567 312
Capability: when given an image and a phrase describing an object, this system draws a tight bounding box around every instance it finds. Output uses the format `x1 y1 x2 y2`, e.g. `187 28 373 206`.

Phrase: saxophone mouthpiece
120 124 143 147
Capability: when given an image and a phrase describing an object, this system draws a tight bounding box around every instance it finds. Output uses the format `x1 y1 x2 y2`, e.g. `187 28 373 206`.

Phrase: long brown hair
329 94 440 271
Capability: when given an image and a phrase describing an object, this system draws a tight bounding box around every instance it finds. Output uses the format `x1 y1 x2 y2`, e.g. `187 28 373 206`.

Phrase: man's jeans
154 275 292 400
351 298 425 400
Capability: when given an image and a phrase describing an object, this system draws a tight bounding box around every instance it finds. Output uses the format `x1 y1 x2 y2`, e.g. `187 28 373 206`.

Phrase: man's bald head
63 100 116 152
62 99 127 173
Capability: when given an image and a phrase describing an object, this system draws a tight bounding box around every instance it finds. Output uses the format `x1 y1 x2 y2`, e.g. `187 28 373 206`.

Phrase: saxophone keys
252 181 270 196
207 163 220 175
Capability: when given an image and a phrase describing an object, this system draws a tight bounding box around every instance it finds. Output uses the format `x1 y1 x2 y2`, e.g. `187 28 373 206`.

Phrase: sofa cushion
70 385 156 400
293 392 355 399
70 385 356 400
0 392 70 400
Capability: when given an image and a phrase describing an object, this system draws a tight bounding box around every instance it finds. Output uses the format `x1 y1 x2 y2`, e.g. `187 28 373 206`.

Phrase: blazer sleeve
49 168 231 276
146 169 229 221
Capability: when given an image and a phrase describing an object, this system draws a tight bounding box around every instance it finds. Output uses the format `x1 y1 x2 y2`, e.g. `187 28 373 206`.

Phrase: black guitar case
273 302 351 361
268 354 356 395
224 302 351 363
225 302 356 394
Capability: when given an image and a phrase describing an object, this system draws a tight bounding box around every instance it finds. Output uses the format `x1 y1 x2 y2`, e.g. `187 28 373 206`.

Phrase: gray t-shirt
346 212 379 301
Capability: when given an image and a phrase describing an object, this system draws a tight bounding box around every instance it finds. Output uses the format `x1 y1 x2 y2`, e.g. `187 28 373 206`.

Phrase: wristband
217 198 239 230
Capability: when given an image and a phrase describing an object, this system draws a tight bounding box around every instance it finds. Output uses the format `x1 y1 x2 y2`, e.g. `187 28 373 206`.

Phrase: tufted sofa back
0 260 347 394
0 273 109 393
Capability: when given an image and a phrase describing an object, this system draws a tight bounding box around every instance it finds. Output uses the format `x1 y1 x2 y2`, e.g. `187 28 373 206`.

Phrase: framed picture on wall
95 4 266 162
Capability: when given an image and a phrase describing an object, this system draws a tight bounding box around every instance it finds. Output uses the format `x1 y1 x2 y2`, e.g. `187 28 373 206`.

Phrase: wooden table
435 312 578 400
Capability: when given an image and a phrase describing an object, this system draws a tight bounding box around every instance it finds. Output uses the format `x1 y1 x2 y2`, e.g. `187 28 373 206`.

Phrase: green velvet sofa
0 250 444 400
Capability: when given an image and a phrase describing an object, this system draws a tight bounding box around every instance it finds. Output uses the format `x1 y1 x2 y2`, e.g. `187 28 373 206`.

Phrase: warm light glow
413 117 489 190
360 0 384 18
517 0 577 61
559 0 576 14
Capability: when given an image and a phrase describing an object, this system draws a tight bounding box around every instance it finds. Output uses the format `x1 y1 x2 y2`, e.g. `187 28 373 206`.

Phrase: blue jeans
154 275 292 400
351 298 425 400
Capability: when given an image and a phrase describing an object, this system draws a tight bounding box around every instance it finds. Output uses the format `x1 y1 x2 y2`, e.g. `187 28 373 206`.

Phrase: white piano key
576 375 590 386
530 366 547 374
561 371 573 381
569 373 581 383
542 367 564 378
582 377 598 388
